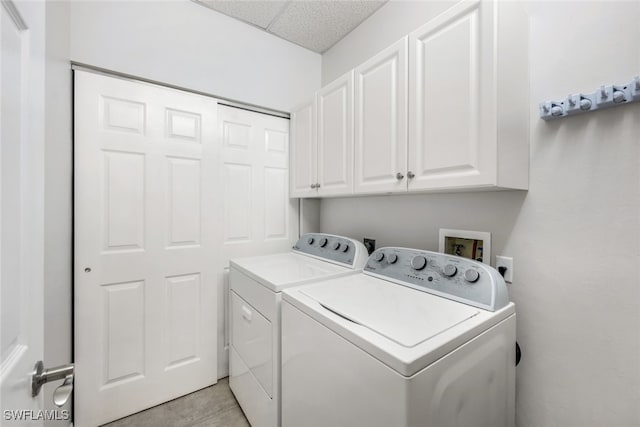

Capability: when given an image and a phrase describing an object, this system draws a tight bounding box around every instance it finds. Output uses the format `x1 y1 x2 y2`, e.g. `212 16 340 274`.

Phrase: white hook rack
539 75 640 120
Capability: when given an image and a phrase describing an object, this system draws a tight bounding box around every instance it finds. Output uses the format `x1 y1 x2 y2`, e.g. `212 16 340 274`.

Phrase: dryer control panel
292 233 368 269
364 248 509 311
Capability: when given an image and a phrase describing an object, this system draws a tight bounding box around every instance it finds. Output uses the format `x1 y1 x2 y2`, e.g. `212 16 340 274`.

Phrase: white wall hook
550 105 563 116
579 97 592 111
613 89 626 103
540 74 639 120
566 94 590 115
596 85 614 107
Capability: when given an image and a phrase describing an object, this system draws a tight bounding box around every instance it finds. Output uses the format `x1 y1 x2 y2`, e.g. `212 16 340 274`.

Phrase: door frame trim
71 62 291 119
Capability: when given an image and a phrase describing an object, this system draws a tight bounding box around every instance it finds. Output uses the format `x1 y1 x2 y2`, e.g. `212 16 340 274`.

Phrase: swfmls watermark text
3 409 71 421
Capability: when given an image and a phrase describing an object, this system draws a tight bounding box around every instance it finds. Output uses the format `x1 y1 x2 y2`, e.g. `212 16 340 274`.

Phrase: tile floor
103 378 250 427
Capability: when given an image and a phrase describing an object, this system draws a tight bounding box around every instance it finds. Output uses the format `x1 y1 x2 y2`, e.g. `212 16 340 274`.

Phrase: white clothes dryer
281 247 516 427
228 233 368 427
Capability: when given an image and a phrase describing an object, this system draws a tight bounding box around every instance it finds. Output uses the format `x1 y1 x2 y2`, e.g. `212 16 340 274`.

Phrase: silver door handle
32 361 74 407
396 172 404 180
407 171 415 179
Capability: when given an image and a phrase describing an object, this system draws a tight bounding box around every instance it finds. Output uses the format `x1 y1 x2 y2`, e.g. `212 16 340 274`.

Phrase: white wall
319 2 640 427
44 2 72 425
322 0 456 85
70 0 321 112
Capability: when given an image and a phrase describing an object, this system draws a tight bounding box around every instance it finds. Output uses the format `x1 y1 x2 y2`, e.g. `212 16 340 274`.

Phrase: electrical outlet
495 256 513 284
363 238 376 255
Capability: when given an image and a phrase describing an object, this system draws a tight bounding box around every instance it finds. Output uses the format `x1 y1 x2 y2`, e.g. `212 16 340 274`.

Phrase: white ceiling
194 0 388 53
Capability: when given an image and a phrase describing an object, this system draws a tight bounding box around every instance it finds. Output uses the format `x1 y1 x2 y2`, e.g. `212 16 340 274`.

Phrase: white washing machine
282 247 516 427
229 233 368 427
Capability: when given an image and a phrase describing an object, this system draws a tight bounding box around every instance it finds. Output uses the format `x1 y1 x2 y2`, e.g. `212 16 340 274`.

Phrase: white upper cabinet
354 37 408 194
316 71 354 196
408 0 528 191
290 101 317 198
288 0 528 198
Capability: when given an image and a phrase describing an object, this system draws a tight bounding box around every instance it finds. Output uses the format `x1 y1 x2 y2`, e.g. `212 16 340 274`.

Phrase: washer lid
300 276 480 348
230 252 353 292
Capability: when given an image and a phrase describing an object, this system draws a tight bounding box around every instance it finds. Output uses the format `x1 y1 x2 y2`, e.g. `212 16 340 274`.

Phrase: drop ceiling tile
268 1 387 52
196 0 288 29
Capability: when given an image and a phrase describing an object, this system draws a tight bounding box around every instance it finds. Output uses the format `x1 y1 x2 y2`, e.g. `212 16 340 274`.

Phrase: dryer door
230 291 273 396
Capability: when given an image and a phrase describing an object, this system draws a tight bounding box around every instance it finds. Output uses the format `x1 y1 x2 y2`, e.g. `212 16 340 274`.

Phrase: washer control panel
364 248 509 311
292 233 367 269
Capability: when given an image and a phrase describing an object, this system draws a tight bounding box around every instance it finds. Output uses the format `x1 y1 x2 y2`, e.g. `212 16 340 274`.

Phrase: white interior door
74 71 219 426
0 0 47 423
354 37 408 195
217 105 298 377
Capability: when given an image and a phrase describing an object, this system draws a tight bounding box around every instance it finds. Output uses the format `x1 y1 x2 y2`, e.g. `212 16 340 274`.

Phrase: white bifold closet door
74 71 220 426
74 72 297 426
218 105 296 258
216 105 298 377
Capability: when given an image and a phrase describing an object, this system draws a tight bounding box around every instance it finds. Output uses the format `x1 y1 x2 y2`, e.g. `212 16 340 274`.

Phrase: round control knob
411 255 427 271
387 254 398 264
342 244 349 253
373 252 385 262
464 269 480 283
307 237 315 245
319 238 328 247
333 242 341 251
443 264 457 277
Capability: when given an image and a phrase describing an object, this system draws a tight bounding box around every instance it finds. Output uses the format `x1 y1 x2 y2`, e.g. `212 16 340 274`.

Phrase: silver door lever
53 374 74 407
32 361 74 407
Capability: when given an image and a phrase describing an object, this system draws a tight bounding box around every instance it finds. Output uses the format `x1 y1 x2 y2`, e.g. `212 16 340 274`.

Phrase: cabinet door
290 101 318 198
408 0 497 191
317 71 354 196
354 37 408 194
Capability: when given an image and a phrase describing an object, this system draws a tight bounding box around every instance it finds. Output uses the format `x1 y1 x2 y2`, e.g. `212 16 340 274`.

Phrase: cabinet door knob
316 183 321 189
310 184 316 189
396 172 404 180
407 171 415 179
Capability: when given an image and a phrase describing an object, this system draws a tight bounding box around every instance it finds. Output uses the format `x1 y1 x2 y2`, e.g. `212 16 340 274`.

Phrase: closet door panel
75 71 219 426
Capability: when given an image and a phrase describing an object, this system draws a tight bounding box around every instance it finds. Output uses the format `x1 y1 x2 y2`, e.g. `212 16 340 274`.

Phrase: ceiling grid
194 0 387 53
